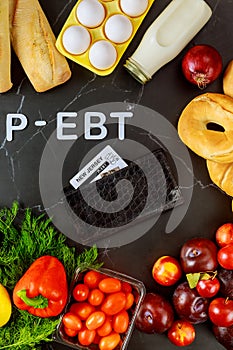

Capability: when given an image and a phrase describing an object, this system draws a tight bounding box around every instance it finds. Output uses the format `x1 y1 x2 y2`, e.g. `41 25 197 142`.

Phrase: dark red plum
172 282 209 324
218 268 233 299
180 238 218 273
135 292 174 334
213 324 233 350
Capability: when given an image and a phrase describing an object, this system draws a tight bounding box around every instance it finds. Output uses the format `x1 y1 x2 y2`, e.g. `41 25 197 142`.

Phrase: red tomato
73 283 89 302
133 290 140 304
86 311 106 330
62 312 82 331
99 332 121 350
209 298 233 327
69 302 95 320
113 310 129 333
93 333 101 344
97 316 113 337
125 292 134 310
121 281 132 293
152 255 182 286
196 277 220 298
63 326 79 337
84 270 102 289
99 278 122 293
167 320 195 346
217 244 233 269
78 327 96 346
101 292 126 315
88 288 105 306
216 223 233 247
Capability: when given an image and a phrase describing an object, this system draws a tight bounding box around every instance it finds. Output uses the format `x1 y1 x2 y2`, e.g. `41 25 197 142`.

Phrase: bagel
207 159 233 197
178 92 233 163
223 60 233 99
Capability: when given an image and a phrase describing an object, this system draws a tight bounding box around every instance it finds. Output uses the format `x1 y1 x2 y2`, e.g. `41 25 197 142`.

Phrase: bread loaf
0 0 12 93
10 0 71 92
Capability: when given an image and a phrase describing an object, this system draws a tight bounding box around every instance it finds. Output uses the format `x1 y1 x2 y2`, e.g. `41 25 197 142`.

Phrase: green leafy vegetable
0 309 59 350
186 273 201 289
0 201 102 349
186 270 218 289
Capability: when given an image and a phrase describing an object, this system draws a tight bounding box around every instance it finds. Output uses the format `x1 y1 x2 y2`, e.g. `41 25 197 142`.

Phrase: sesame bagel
207 159 233 197
178 93 233 163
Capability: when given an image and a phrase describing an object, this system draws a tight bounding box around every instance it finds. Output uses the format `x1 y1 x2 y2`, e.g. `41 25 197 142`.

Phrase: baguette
0 0 12 93
10 0 71 92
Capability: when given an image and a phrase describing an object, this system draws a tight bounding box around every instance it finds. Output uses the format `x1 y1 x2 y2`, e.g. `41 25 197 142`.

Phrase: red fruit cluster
60 269 137 350
136 222 233 348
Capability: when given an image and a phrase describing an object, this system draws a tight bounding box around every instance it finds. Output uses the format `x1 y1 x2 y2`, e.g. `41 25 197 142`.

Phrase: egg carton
56 0 156 76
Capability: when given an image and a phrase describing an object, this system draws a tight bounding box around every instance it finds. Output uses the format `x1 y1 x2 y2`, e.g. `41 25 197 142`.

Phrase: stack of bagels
178 60 233 208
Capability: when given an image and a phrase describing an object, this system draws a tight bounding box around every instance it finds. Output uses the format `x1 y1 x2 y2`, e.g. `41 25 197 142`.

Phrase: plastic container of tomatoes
54 267 146 350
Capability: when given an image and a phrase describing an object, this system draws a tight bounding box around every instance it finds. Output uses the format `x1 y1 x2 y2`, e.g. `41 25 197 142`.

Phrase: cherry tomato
93 333 101 344
152 255 182 286
167 320 195 346
99 332 121 350
99 278 122 293
86 311 106 330
63 326 79 337
72 283 89 302
216 223 233 247
62 312 82 331
97 316 113 337
101 292 126 315
196 277 220 298
125 292 134 310
84 270 102 289
69 302 95 320
88 288 105 306
121 281 132 293
78 327 96 346
113 310 129 333
133 290 140 304
217 244 233 269
209 298 233 327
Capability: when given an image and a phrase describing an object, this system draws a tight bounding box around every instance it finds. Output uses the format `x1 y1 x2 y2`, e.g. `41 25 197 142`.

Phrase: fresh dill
0 201 102 349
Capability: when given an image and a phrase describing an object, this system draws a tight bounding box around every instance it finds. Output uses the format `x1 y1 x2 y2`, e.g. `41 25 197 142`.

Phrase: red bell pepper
13 255 68 317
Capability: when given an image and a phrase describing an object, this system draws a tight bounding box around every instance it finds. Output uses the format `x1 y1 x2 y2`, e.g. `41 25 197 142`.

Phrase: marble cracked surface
0 1 232 349
0 0 229 225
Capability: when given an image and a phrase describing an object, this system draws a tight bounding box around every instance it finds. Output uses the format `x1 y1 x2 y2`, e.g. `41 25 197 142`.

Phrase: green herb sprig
0 201 102 349
0 309 59 350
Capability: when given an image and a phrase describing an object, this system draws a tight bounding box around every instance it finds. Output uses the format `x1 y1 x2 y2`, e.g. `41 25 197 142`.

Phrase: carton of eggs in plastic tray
56 0 156 75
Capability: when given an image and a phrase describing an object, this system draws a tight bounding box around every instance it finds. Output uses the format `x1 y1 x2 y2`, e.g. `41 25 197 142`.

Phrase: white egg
62 26 91 54
120 0 148 17
76 0 105 28
104 14 133 44
89 40 117 70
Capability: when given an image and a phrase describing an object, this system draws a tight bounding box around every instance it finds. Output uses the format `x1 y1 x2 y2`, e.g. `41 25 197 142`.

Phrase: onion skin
182 45 223 89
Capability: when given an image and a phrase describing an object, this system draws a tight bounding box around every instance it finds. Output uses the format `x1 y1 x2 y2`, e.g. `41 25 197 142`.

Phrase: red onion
182 45 223 89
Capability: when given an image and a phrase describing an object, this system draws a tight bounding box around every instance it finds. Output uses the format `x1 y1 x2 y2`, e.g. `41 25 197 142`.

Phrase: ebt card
69 145 128 189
